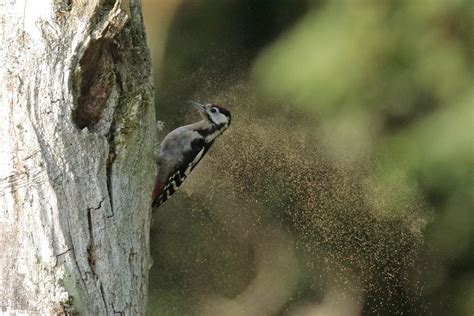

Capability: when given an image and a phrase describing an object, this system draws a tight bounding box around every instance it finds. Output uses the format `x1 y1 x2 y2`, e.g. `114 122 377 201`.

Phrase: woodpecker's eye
210 108 218 113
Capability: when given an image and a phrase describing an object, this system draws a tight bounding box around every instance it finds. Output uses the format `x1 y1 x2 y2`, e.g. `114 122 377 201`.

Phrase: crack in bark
70 244 87 295
86 197 108 313
106 148 115 217
54 248 72 268
63 210 88 294
99 282 109 315
86 198 104 269
112 299 130 315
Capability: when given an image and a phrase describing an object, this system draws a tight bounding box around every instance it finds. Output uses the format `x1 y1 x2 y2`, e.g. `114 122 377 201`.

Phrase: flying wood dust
153 83 431 315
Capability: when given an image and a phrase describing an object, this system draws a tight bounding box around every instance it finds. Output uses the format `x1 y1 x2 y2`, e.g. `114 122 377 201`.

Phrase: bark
0 0 155 314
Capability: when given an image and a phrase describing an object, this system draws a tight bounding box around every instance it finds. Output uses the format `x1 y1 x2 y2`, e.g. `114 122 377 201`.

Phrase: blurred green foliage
145 0 473 315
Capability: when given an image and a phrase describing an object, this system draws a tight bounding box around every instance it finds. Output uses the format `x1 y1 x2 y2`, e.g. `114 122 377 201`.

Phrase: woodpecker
151 101 231 208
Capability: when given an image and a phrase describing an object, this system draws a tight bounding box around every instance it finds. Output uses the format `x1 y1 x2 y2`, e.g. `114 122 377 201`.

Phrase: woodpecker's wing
152 139 213 208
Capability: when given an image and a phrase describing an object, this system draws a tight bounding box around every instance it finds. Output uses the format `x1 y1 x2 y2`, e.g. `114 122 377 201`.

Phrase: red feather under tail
151 177 164 201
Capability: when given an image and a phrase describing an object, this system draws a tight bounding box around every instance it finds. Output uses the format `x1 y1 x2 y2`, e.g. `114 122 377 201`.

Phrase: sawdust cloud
151 79 432 315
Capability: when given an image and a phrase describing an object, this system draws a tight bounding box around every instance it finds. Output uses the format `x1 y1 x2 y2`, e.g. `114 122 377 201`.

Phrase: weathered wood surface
0 0 155 314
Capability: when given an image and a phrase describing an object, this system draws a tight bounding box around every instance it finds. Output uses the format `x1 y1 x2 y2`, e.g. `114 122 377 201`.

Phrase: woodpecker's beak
188 101 207 113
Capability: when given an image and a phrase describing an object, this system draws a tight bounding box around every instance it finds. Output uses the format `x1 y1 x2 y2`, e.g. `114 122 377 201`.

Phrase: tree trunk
0 0 155 314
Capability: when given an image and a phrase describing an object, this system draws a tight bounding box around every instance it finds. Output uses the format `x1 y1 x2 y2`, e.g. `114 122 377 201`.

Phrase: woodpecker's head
190 101 231 129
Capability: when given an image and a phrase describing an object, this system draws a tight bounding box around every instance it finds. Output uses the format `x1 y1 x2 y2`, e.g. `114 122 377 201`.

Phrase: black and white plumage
151 101 231 208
